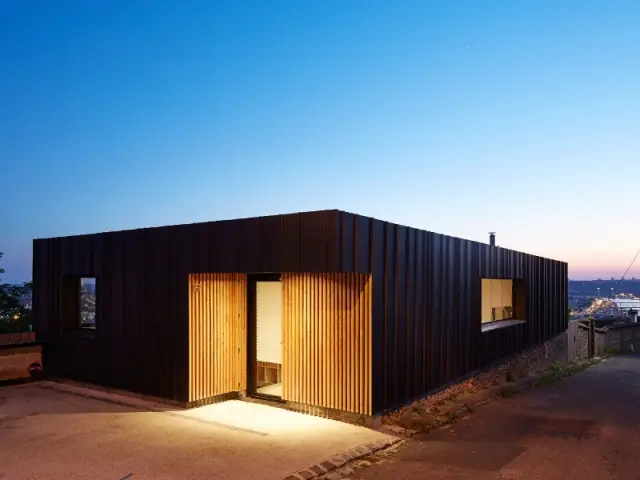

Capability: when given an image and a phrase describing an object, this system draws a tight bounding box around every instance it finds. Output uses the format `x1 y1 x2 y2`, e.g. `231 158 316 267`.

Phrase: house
32 210 567 418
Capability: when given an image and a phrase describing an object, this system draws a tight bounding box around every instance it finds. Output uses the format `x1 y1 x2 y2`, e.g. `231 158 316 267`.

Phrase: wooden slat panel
188 273 247 402
282 273 372 415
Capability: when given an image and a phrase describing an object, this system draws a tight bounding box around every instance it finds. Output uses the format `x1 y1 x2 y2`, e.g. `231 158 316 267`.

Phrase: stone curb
283 437 403 480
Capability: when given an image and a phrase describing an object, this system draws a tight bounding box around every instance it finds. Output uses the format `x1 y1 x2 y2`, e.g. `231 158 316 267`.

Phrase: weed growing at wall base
383 339 603 435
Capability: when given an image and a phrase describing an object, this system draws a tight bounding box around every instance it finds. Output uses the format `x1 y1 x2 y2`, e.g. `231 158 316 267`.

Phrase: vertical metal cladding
374 228 567 413
33 211 341 403
32 229 189 402
336 212 568 415
281 273 372 415
188 273 247 402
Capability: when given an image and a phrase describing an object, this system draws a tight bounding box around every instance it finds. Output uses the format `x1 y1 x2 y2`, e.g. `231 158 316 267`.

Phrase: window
78 277 97 329
481 279 513 323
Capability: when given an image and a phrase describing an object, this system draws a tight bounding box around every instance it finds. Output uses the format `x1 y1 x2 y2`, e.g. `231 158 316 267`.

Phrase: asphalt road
356 355 640 480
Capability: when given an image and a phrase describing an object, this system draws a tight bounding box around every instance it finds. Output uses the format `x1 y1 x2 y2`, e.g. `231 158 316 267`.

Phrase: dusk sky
2 1 639 283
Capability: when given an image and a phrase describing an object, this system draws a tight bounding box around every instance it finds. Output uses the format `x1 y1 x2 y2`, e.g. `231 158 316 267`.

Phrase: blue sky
1 1 639 283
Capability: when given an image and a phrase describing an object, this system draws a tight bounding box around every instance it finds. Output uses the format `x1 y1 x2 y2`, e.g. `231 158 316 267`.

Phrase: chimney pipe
489 232 496 247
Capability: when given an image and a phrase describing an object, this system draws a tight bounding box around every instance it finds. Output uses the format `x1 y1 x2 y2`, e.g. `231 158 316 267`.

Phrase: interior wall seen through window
481 279 513 323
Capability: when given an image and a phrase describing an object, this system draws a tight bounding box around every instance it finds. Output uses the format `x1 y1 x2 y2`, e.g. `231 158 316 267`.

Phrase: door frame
247 273 284 402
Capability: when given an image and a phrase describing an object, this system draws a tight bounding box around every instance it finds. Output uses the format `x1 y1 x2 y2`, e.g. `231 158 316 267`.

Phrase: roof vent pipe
489 232 496 247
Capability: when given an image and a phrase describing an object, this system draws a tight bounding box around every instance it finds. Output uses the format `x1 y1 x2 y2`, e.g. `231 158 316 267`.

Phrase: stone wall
456 330 571 396
497 330 568 380
567 320 589 361
595 323 640 355
426 330 569 402
382 330 571 428
567 320 640 360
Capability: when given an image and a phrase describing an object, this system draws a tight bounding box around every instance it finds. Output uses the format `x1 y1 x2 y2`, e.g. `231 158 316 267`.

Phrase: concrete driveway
0 382 393 480
357 354 640 479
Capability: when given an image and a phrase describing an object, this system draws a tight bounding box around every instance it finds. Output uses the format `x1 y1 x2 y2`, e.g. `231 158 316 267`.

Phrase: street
356 355 640 480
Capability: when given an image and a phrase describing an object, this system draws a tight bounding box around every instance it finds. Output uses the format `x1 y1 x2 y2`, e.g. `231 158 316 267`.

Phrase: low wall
568 320 640 359
500 329 569 376
0 332 36 345
567 320 589 361
0 333 42 382
595 323 640 355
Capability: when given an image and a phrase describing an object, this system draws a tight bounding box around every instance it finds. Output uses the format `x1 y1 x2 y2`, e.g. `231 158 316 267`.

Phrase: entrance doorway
248 274 283 399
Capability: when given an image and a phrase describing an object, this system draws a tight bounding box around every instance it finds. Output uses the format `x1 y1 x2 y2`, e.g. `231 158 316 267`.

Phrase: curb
283 437 403 480
36 381 174 412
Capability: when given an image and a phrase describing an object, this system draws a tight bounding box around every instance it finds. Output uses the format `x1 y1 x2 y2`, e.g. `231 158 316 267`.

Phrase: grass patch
535 371 562 386
498 385 519 397
444 410 461 424
532 358 601 388
399 413 442 432
505 369 517 382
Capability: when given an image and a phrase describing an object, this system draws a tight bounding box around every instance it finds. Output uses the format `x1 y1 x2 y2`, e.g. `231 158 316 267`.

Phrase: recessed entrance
248 274 283 400
189 272 372 415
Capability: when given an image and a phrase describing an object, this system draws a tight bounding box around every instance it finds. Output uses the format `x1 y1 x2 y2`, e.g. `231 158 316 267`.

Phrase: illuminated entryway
253 274 283 398
188 272 372 416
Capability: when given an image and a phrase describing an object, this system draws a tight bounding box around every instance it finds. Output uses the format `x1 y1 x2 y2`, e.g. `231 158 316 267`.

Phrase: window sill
481 319 525 333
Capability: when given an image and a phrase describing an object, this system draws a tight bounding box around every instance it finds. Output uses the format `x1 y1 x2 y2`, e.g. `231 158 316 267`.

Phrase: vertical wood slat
282 273 372 415
188 273 247 403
